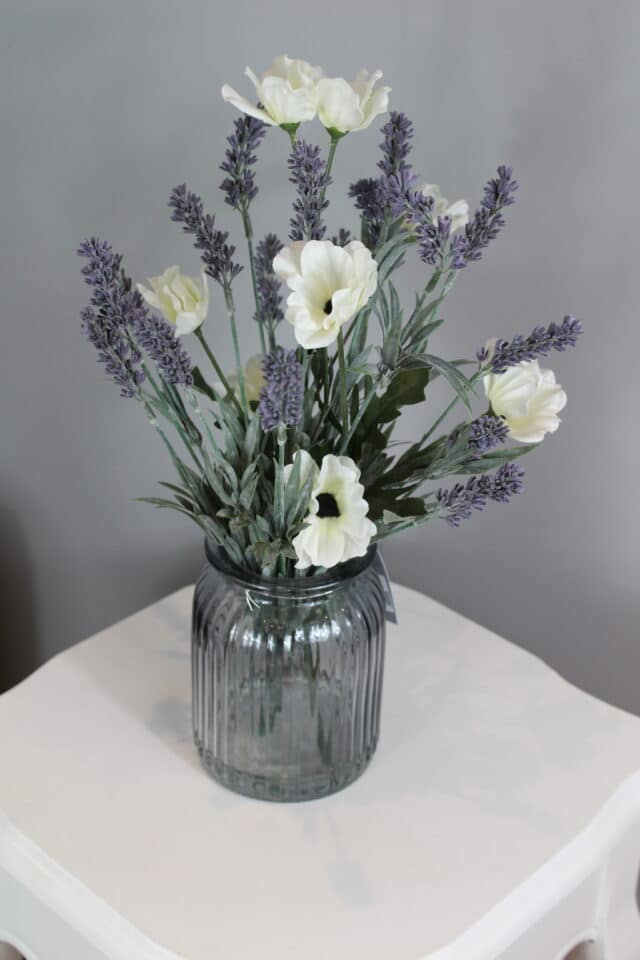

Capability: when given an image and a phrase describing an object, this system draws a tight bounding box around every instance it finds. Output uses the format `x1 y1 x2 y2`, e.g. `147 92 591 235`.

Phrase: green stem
419 369 482 448
314 134 341 234
142 402 200 497
242 210 268 354
337 330 348 435
277 425 287 576
194 328 243 417
339 377 378 454
322 135 340 196
186 389 226 464
222 284 249 421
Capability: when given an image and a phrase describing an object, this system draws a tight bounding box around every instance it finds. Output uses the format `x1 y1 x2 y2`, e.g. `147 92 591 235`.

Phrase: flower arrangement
78 55 583 577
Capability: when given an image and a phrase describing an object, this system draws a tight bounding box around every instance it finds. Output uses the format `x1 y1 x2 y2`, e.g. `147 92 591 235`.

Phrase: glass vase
191 542 387 802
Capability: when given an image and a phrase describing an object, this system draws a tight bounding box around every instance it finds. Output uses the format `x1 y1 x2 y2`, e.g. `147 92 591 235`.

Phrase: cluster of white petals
287 453 376 569
273 239 378 348
317 70 390 133
221 55 322 128
137 266 209 337
483 359 567 443
419 183 470 234
222 55 389 133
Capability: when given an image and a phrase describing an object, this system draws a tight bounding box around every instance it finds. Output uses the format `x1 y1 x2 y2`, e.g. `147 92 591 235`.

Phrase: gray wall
2 0 639 711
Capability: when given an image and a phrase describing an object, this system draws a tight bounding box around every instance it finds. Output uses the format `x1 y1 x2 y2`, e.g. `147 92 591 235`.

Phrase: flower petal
221 84 277 125
273 241 306 284
317 77 364 132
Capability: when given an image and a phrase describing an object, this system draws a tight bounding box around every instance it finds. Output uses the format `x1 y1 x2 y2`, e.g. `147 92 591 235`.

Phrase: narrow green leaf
192 367 218 402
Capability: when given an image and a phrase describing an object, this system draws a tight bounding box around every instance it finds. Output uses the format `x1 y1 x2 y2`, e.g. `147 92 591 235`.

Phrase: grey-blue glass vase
192 542 387 802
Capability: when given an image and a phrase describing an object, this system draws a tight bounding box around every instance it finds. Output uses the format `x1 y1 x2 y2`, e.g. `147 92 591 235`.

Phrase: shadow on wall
0 506 39 694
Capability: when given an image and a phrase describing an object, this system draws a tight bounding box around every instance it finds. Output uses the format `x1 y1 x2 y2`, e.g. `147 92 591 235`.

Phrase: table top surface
1 583 640 960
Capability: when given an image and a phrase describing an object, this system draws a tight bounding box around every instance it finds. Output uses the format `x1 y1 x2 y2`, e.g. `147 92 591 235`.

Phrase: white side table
1 584 639 960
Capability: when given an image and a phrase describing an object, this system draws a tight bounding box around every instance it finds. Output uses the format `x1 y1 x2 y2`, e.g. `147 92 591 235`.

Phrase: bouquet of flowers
78 55 582 578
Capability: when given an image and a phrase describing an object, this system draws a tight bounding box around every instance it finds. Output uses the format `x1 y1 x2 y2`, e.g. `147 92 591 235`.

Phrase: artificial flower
221 55 322 128
226 354 265 405
292 455 376 569
419 183 470 233
483 359 567 443
317 70 390 133
273 239 378 348
137 266 209 337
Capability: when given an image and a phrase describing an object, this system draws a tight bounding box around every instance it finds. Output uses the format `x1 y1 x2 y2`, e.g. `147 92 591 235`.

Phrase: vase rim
204 540 378 595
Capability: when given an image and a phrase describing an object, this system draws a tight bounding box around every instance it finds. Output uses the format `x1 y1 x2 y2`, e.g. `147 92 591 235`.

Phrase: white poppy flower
273 239 378 349
483 359 567 443
317 69 390 134
137 266 209 337
220 354 265 404
292 455 376 570
221 55 323 128
419 183 470 234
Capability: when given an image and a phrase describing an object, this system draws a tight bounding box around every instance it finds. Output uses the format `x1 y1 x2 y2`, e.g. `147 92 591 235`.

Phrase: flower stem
223 283 249 421
324 135 340 185
339 376 378 454
186 389 226 464
419 369 482 448
277 424 287 575
242 210 268 354
337 330 348 435
143 369 204 470
194 328 243 417
319 133 341 208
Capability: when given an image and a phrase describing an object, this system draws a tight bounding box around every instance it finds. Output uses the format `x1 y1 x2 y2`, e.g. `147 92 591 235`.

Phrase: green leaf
250 539 284 568
350 366 430 458
239 472 259 511
284 450 302 522
135 496 194 517
366 491 427 522
192 367 218 402
243 412 261 463
413 354 473 411
425 268 442 293
455 443 538 474
288 460 317 530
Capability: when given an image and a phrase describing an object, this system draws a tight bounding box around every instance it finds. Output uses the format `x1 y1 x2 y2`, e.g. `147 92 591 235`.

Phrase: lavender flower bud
77 237 146 399
436 462 525 527
450 165 519 270
467 415 509 453
485 316 584 373
169 183 241 287
219 115 266 213
258 348 303 431
378 111 414 180
131 313 194 387
332 228 352 247
349 112 416 248
254 234 284 332
288 141 331 241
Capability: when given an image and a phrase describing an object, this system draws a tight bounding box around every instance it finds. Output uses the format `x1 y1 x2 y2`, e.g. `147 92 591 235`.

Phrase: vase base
196 742 378 803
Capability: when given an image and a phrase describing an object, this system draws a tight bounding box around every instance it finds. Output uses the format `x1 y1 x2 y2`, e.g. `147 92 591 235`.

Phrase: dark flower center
316 492 340 518
323 298 333 315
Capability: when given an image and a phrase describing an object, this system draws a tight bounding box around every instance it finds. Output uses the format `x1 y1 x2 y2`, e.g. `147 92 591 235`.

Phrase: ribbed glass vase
192 542 387 802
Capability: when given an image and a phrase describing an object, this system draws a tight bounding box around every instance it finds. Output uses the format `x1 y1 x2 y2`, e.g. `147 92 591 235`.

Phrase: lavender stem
337 330 348 434
223 283 248 421
242 212 267 353
194 328 242 417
